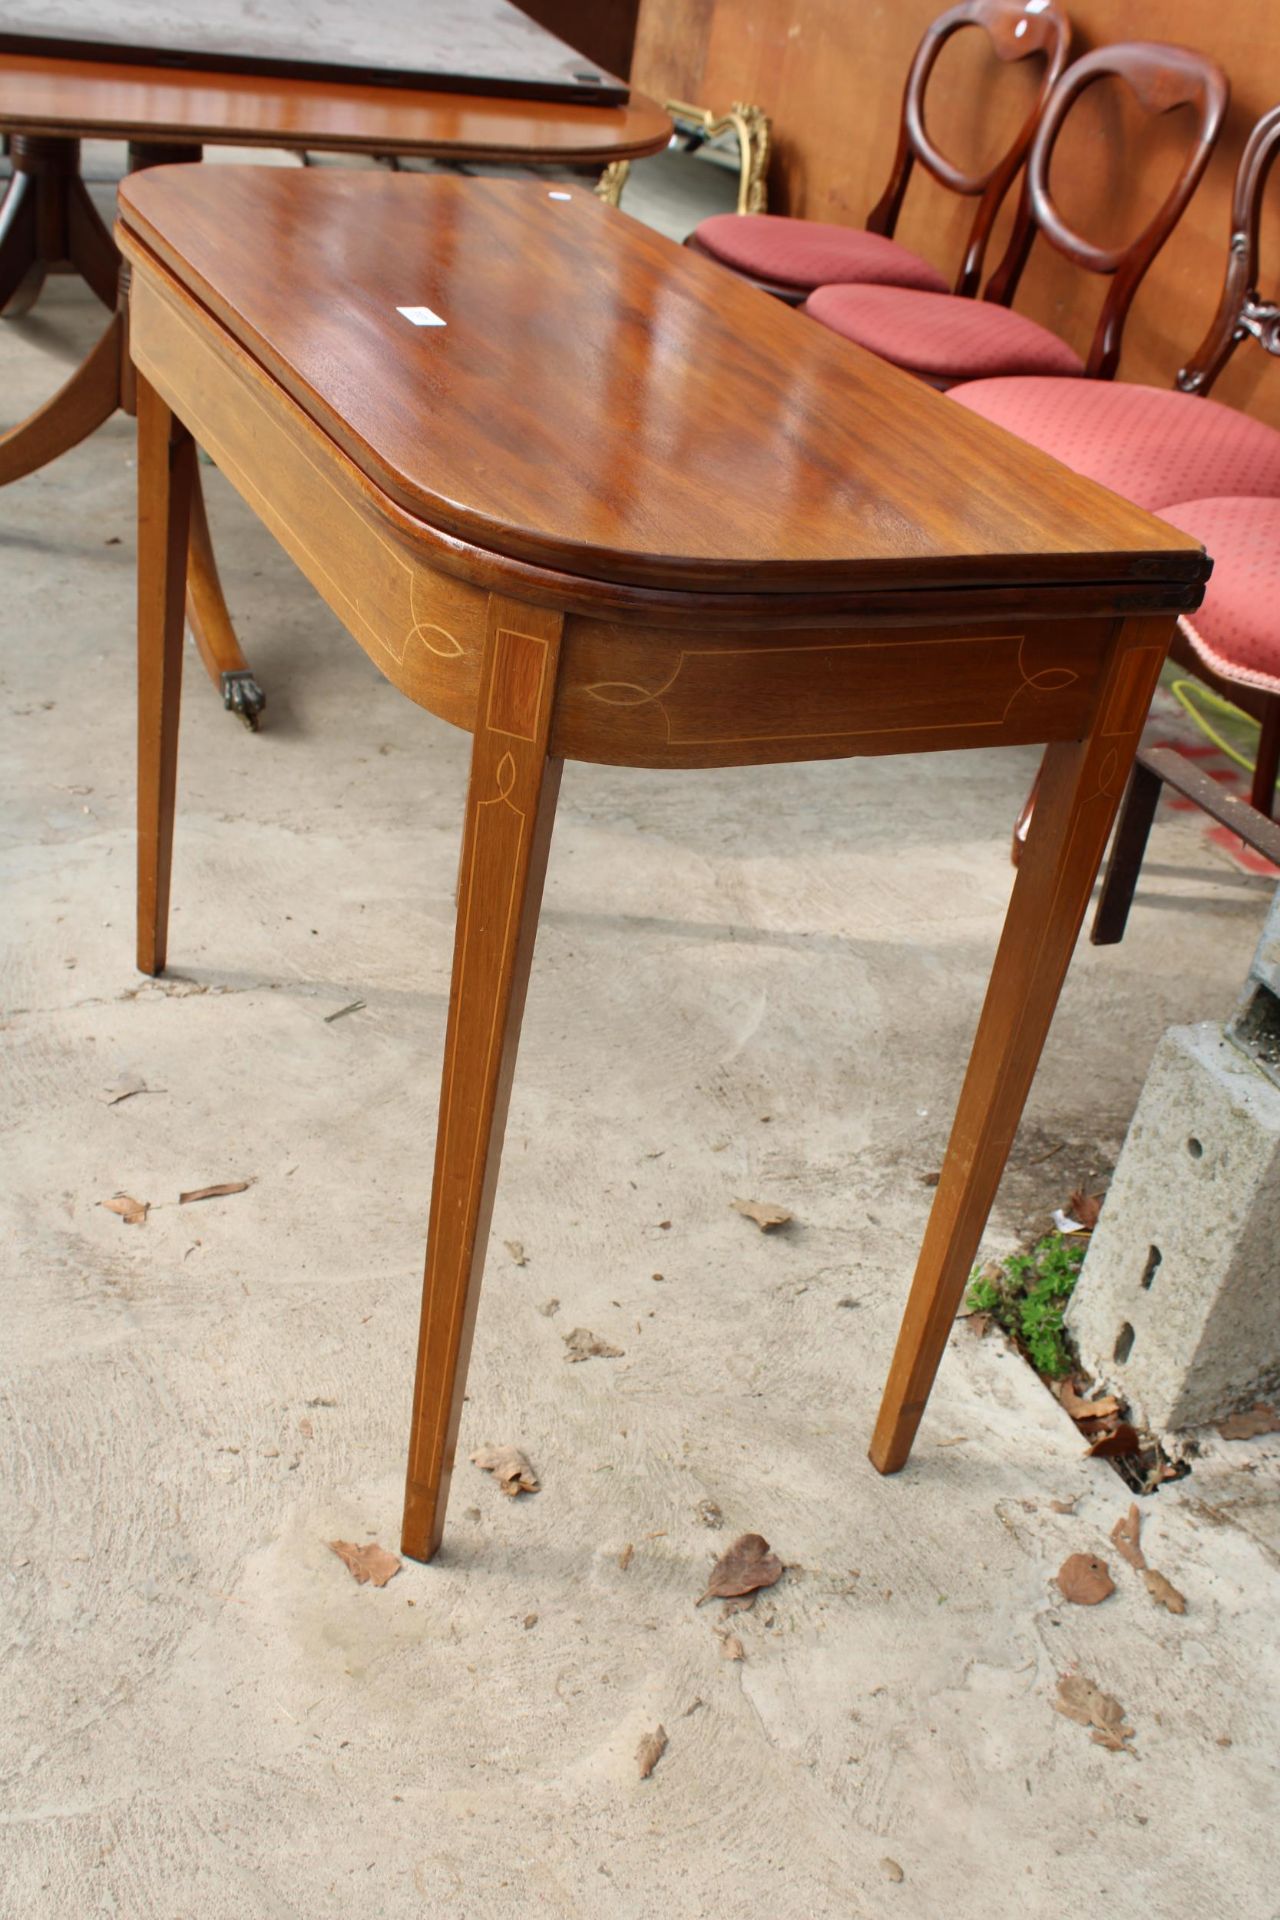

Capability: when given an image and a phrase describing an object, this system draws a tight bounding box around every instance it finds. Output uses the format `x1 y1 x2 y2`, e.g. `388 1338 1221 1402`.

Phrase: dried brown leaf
697 1532 784 1607
101 1192 149 1226
1049 1497 1079 1515
732 1197 792 1232
618 1542 634 1572
1084 1421 1140 1459
1053 1673 1135 1753
328 1539 402 1587
1059 1381 1122 1421
470 1445 539 1496
1111 1504 1146 1571
1216 1403 1280 1440
562 1327 623 1362
179 1180 253 1205
1067 1189 1103 1231
1143 1568 1187 1615
1056 1553 1115 1606
636 1725 667 1780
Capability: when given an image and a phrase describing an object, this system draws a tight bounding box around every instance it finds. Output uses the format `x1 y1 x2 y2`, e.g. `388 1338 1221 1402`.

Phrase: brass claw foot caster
221 668 265 729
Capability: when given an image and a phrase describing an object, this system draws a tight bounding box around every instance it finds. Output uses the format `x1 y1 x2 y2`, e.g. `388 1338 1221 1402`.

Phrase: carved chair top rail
868 0 1071 296
983 40 1229 378
117 166 1204 610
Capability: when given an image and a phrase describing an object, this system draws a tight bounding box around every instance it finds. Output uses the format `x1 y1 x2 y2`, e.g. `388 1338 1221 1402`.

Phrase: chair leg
870 620 1170 1473
1251 698 1280 819
401 601 565 1563
1090 756 1165 946
136 376 195 978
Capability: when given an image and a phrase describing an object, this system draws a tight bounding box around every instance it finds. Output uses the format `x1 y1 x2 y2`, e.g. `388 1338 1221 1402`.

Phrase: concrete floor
2 154 1279 1919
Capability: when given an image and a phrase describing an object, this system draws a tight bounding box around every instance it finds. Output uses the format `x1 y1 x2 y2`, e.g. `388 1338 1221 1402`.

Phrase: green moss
964 1232 1086 1378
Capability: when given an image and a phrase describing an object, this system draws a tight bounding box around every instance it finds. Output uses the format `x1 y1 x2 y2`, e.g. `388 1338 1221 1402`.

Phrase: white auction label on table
396 306 447 327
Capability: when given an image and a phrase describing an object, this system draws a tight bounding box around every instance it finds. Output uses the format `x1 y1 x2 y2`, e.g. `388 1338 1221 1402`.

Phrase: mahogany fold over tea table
116 167 1208 1563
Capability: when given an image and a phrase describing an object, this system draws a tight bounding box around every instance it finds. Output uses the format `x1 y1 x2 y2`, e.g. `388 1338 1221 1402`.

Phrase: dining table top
0 52 668 162
0 0 628 104
117 165 1208 609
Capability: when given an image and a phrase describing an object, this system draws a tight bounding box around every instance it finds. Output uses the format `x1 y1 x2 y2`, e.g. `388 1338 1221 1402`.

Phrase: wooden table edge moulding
0 51 670 723
116 166 1208 1565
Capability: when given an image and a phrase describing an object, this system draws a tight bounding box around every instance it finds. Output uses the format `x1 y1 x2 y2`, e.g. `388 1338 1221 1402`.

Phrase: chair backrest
983 42 1229 379
866 0 1072 299
1178 103 1280 396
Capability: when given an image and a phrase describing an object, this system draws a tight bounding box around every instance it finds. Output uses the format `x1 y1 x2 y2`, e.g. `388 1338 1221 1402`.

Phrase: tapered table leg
401 600 565 1563
870 617 1172 1472
185 467 266 727
136 374 194 978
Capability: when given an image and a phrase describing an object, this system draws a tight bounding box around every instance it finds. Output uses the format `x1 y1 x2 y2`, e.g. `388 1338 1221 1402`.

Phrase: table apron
129 261 489 729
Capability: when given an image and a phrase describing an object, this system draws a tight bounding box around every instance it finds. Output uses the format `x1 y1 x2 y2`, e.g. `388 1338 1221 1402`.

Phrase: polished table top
0 54 668 160
118 166 1206 605
0 0 627 103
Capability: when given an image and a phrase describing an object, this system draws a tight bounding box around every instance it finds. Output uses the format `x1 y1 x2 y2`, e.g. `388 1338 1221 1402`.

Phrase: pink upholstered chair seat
1161 497 1280 695
951 376 1280 511
693 213 950 295
803 285 1085 381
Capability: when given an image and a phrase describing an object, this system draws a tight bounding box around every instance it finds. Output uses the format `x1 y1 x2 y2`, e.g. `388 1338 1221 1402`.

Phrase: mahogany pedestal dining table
116 165 1208 1564
0 19 668 721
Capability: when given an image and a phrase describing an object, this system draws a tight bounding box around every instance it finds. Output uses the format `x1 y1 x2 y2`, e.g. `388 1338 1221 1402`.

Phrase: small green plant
965 1232 1086 1377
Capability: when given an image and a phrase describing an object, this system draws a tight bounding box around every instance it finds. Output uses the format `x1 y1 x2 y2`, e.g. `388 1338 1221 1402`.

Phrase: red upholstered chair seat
951 377 1280 511
692 213 950 295
802 285 1084 381
1161 497 1280 695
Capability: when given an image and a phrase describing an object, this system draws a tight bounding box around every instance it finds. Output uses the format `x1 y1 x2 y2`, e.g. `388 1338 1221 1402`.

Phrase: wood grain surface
0 54 669 161
0 0 628 104
117 166 1206 600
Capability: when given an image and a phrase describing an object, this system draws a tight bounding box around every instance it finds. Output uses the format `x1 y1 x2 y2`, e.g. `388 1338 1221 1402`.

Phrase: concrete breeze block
1066 1021 1280 1434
